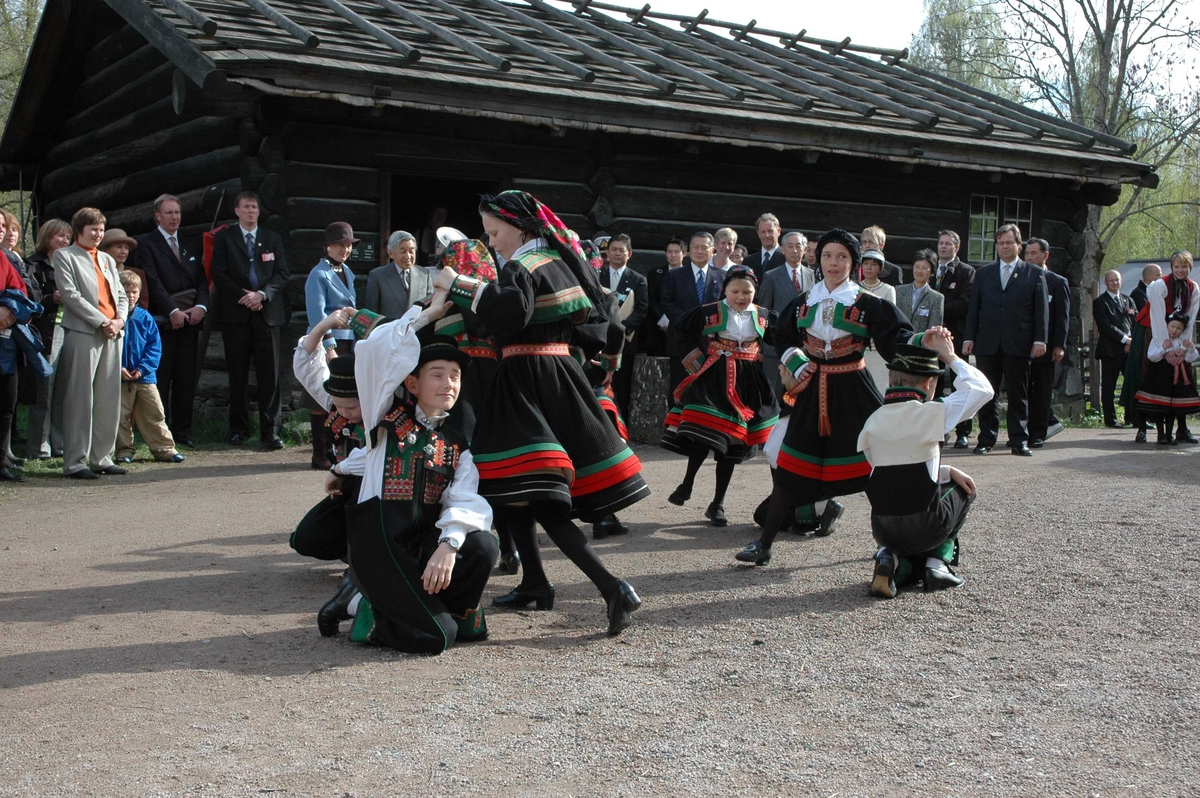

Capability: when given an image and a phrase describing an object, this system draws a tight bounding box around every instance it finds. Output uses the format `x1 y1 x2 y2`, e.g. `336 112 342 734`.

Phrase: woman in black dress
432 190 649 636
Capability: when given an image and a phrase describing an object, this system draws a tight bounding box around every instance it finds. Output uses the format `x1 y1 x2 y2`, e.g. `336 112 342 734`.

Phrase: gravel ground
1 428 1197 797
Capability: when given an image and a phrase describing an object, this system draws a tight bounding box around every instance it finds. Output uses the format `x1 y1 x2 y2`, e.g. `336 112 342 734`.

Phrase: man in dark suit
963 223 1049 456
641 237 684 357
661 231 723 402
133 194 208 447
601 234 649 416
1024 238 1070 446
861 225 904 287
758 232 816 392
746 213 786 282
1092 268 1137 428
933 229 977 447
211 191 289 449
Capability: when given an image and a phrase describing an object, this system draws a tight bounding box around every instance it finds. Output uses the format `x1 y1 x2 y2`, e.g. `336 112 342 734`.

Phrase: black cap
722 264 758 288
418 334 471 369
816 228 863 267
322 355 358 398
888 344 944 376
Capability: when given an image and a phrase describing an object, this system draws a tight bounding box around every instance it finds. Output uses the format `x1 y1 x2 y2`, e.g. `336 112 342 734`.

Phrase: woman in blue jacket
302 222 358 469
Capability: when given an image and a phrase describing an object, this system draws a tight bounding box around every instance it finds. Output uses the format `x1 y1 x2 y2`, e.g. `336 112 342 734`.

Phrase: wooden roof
2 0 1156 189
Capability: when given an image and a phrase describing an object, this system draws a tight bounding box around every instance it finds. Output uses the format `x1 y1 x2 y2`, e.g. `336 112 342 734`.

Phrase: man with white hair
364 230 434 318
757 231 815 391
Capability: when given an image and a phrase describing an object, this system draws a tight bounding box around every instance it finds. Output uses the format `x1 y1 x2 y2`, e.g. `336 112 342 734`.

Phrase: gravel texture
1 428 1197 797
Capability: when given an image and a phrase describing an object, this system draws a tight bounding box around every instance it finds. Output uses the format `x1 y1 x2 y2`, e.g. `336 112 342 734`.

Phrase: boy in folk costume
857 329 994 598
322 303 498 653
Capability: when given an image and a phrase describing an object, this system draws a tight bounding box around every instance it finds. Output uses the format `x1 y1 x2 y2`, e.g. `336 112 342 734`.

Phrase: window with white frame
968 194 998 263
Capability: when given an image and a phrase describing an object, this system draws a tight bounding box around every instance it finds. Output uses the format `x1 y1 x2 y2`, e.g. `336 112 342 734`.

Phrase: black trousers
290 476 362 561
0 373 17 468
937 340 973 438
158 324 201 440
222 314 282 438
974 352 1032 448
612 337 637 418
1098 353 1127 426
1027 355 1055 441
871 482 974 558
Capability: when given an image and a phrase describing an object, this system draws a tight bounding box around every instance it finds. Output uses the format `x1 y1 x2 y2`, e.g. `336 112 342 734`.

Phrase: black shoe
1157 433 1174 445
973 445 992 454
162 453 186 463
606 579 642 637
116 456 133 464
317 573 358 637
1029 439 1045 448
0 466 26 483
495 551 521 575
592 514 630 539
924 564 965 592
263 436 284 450
667 484 691 506
735 541 772 566
492 582 555 611
229 433 247 446
1178 431 1198 444
815 500 844 537
870 548 899 599
953 435 970 449
1011 445 1033 457
66 469 99 480
8 455 24 467
94 465 128 475
1135 430 1147 443
704 503 728 526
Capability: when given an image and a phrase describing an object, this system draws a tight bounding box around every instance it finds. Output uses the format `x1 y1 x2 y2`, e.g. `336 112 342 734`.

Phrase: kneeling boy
324 302 498 653
857 329 993 598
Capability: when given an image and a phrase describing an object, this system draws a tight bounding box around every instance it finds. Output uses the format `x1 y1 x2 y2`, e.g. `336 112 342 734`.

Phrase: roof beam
418 0 594 81
525 0 742 99
374 0 510 71
102 0 225 88
159 0 217 36
317 0 421 62
241 0 320 47
471 0 675 94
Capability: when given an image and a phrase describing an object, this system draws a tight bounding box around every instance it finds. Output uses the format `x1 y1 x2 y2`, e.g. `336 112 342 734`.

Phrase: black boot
317 572 357 637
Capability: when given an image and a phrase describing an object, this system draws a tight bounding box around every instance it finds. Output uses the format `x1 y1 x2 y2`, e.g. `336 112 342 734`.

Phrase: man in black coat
1092 268 1137 428
746 213 786 282
661 231 723 402
1024 238 1070 446
210 191 290 448
640 237 684 357
133 194 209 447
933 229 977 446
963 224 1049 456
600 234 649 417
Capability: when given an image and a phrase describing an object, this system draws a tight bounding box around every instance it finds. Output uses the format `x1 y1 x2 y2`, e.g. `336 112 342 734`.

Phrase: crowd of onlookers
1 195 1195 485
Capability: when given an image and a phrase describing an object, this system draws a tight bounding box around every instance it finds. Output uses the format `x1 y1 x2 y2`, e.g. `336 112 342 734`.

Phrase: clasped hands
238 290 265 312
100 317 124 339
171 306 206 330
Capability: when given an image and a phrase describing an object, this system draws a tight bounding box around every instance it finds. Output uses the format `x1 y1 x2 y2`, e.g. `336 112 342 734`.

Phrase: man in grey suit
364 230 435 318
758 231 815 392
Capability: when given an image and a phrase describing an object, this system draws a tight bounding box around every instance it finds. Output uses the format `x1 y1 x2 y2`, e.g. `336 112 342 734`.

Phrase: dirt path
1 429 1197 796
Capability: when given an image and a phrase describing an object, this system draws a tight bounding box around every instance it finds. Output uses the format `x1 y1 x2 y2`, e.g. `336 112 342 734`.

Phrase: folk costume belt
783 359 866 437
501 343 571 359
461 344 498 360
804 335 865 360
673 338 761 421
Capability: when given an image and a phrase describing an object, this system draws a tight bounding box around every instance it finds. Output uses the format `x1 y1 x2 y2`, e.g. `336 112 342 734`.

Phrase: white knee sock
814 500 828 514
347 592 362 616
926 557 949 572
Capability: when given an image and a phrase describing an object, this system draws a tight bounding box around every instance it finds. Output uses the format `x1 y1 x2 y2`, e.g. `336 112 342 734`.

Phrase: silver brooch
406 432 418 445
423 443 435 455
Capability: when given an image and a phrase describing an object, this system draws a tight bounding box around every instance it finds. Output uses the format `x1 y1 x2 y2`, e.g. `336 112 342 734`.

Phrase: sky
578 0 929 52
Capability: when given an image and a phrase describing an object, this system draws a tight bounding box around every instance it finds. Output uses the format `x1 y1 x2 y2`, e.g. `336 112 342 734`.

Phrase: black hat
888 344 944 376
322 355 358 398
418 334 471 370
722 265 759 288
1166 310 1191 326
816 228 863 268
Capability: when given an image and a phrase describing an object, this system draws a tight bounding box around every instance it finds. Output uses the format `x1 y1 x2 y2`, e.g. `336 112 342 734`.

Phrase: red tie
792 268 801 293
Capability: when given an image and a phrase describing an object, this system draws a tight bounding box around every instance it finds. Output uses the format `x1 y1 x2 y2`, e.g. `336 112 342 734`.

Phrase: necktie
245 232 260 289
611 270 619 291
791 268 801 294
168 235 180 261
763 251 770 267
695 269 705 304
402 268 410 293
1001 262 1012 290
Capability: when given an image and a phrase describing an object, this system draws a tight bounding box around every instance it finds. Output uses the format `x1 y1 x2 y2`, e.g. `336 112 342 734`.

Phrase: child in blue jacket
116 271 184 464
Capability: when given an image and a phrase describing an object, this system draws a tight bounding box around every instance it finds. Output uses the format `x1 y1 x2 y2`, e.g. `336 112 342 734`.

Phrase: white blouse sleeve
353 306 423 435
435 449 494 548
292 344 333 411
1146 338 1167 362
940 359 995 434
1147 281 1170 353
335 444 368 477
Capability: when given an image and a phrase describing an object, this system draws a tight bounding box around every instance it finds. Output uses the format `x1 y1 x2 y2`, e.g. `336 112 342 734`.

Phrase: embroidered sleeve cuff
448 274 482 310
781 347 808 376
910 332 925 347
602 353 621 372
681 348 705 375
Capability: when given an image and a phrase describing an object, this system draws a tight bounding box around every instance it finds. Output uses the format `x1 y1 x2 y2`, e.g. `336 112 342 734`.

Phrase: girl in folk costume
736 229 916 566
1139 251 1199 444
661 265 780 526
324 304 499 653
432 190 649 636
1135 311 1199 443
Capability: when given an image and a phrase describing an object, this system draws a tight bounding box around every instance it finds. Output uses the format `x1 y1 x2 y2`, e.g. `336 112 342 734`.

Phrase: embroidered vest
326 411 365 463
376 402 466 549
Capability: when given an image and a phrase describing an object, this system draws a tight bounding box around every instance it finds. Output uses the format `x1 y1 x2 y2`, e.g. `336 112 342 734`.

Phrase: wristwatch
438 536 461 551
328 464 340 476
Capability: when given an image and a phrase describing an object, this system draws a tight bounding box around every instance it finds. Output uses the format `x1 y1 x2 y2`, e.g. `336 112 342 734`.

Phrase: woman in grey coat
895 249 944 333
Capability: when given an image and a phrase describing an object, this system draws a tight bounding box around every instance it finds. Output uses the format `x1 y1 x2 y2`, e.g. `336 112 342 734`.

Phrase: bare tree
909 0 1019 100
0 1 44 250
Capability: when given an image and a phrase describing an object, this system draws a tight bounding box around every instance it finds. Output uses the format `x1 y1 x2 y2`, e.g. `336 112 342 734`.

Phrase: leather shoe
704 503 728 526
1011 445 1033 457
1178 430 1198 444
263 436 284 450
735 541 772 566
162 453 187 463
815 500 844 537
495 550 521 575
1029 439 1044 448
871 548 899 599
116 456 134 464
8 455 24 467
973 444 991 454
1135 429 1147 443
592 514 629 539
94 465 128 475
667 484 691 506
492 582 555 611
606 579 642 637
317 573 358 637
0 466 26 483
66 469 99 480
229 433 247 445
924 564 965 592
953 435 970 449
1157 432 1174 445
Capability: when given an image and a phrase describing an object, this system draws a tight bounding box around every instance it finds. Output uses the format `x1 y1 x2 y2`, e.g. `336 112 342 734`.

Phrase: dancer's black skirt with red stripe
1135 357 1200 417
